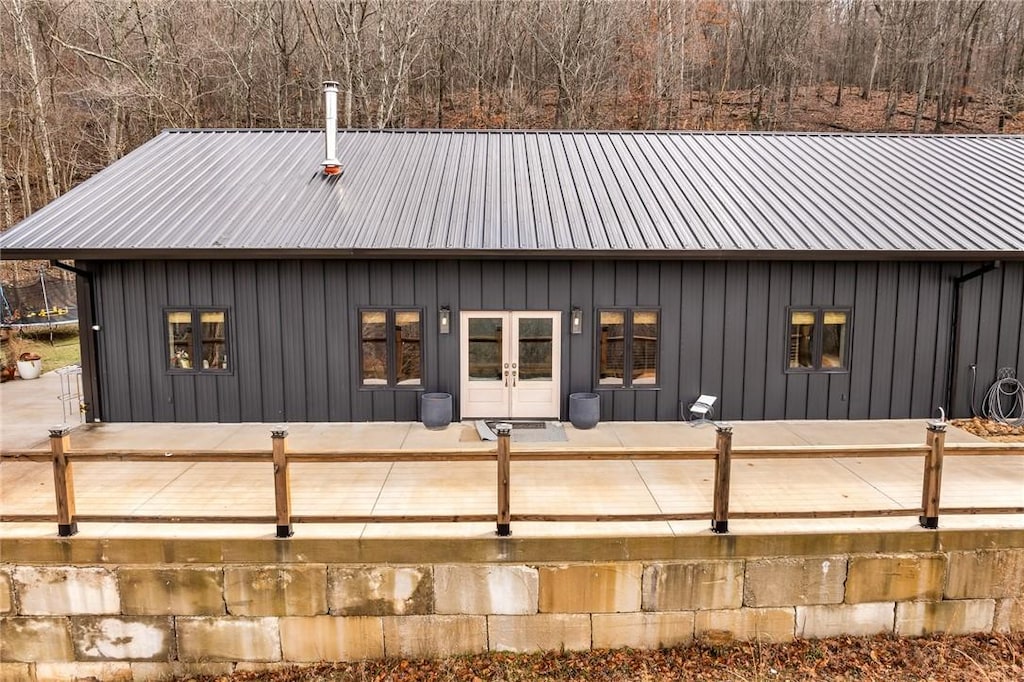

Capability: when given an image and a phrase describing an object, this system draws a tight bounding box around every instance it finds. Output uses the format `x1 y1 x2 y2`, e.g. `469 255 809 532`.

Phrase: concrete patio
1 371 1021 540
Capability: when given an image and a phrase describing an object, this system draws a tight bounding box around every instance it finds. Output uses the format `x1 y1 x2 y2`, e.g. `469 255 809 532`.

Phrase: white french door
460 311 561 419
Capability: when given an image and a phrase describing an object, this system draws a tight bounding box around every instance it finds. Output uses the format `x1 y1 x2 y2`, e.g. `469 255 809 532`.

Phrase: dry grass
195 633 1023 681
1 328 80 374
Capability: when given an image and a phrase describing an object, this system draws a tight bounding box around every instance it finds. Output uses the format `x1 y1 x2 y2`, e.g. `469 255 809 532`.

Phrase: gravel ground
195 633 1023 681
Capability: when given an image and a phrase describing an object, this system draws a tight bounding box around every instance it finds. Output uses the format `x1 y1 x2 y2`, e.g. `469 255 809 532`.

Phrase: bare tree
538 0 618 127
8 0 58 202
992 1 1024 131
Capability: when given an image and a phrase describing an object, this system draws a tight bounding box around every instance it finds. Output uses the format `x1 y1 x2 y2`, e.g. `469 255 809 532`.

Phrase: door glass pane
821 310 847 369
200 311 228 370
168 310 193 369
361 311 387 384
518 317 552 381
395 310 422 385
632 310 658 384
789 310 816 369
598 310 625 385
469 317 503 381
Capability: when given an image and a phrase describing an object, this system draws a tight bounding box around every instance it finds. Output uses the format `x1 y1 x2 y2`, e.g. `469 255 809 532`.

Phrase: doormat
498 421 547 429
476 420 569 443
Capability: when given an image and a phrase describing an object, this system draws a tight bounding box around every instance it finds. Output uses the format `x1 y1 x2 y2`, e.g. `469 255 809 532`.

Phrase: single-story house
2 87 1022 424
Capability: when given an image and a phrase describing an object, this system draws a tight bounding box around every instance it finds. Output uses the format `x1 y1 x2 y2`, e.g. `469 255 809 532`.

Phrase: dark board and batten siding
89 259 1024 423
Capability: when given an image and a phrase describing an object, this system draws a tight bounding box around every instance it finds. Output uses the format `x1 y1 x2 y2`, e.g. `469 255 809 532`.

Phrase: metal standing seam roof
1 129 1022 260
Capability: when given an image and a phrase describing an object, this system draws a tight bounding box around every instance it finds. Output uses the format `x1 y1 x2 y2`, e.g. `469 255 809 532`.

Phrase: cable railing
1 422 1021 538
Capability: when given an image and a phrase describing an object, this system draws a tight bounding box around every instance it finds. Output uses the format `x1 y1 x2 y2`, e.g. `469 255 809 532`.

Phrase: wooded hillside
3 0 1023 228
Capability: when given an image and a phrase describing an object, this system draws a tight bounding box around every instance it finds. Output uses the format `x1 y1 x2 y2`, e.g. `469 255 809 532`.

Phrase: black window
167 308 229 372
787 308 850 372
360 309 422 388
597 309 659 387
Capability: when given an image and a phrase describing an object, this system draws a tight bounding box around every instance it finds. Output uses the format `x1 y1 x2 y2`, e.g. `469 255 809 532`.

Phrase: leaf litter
192 633 1022 681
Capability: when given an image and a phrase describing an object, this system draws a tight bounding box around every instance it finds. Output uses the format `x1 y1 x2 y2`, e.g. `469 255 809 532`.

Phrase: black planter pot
568 392 600 429
421 392 453 430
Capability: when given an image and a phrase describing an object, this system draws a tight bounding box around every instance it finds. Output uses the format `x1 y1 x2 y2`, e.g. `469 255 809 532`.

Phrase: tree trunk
864 31 881 99
957 4 984 122
913 62 928 133
17 127 33 217
436 37 445 128
0 135 13 229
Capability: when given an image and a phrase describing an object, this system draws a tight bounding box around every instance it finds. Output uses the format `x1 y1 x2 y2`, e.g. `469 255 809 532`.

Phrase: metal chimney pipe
322 81 341 175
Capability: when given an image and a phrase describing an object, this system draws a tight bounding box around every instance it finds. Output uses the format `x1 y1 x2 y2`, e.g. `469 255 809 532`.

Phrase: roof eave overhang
3 248 1021 262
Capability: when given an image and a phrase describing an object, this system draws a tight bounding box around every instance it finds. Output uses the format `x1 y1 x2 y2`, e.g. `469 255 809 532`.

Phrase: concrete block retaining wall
0 533 1021 681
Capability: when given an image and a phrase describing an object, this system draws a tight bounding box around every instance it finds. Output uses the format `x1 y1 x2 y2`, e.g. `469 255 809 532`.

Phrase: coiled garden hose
981 367 1024 427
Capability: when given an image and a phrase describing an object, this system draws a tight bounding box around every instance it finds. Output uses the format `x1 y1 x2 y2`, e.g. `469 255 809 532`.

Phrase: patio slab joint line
632 459 668 516
129 461 201 517
362 462 396 538
777 421 817 447
831 457 909 511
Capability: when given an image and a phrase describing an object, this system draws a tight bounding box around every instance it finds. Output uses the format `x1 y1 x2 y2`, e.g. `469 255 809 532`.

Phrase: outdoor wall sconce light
439 306 451 334
570 306 583 334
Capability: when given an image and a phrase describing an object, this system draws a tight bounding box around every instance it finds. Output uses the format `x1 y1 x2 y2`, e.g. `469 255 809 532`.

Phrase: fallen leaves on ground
952 417 1024 442
196 633 1022 681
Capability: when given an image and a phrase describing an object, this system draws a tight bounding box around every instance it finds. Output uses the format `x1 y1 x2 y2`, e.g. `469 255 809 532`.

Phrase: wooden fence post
495 423 512 537
712 423 733 534
50 426 77 537
271 427 293 538
920 421 946 529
